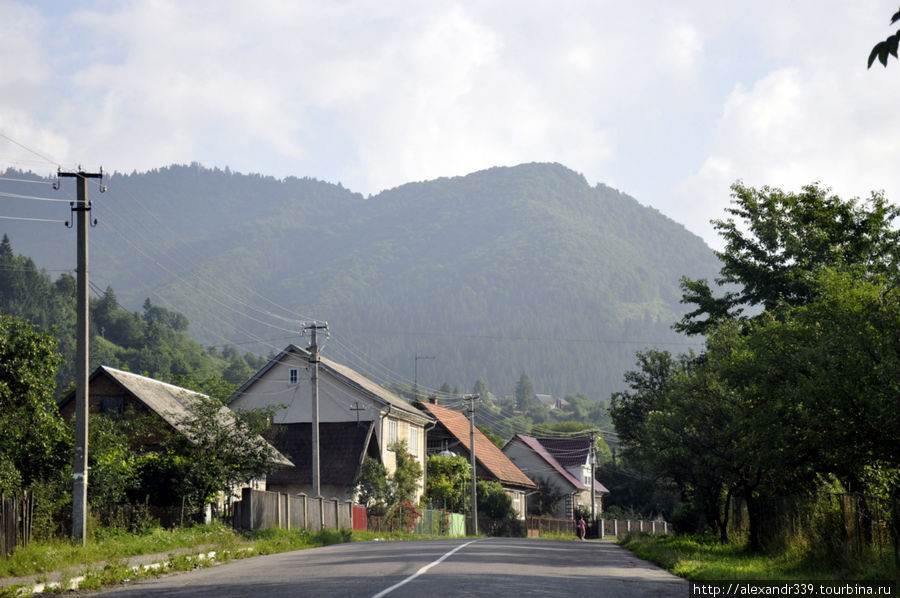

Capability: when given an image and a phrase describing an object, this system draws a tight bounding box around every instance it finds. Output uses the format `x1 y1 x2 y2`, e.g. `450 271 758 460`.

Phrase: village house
57 365 292 516
503 433 608 519
414 398 537 518
229 344 435 502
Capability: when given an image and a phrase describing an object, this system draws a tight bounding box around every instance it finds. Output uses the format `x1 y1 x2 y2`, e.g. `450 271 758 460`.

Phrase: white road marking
371 539 481 598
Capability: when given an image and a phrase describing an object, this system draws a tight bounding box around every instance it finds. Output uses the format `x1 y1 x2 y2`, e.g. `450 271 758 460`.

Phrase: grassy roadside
619 532 899 583
0 524 417 596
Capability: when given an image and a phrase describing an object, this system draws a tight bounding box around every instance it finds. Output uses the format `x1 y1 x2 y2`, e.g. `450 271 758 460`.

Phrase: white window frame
386 418 398 446
407 424 418 456
289 368 299 385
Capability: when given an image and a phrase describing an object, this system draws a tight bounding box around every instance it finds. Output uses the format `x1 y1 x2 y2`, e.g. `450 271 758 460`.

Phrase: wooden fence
1 491 33 558
232 488 365 532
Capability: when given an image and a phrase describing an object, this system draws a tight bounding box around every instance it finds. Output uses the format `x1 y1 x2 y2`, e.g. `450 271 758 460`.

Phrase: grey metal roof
77 366 293 467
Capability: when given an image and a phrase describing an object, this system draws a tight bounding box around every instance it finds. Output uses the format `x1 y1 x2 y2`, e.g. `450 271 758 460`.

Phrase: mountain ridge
0 161 718 400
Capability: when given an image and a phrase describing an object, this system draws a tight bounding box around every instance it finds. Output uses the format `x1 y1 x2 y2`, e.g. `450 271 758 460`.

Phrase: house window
407 425 418 456
100 395 124 420
289 368 299 385
386 419 398 446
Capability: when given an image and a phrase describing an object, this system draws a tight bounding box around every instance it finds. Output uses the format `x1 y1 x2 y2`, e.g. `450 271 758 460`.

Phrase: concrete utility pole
58 168 103 545
590 430 597 522
303 321 328 498
464 394 479 535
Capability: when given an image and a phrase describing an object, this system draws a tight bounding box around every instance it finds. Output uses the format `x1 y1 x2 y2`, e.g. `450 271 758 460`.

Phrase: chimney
429 395 438 405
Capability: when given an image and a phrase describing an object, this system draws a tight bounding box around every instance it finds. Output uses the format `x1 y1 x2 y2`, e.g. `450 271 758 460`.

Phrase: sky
1 0 899 249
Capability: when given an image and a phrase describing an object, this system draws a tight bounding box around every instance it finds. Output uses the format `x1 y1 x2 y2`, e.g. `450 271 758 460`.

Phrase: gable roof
536 436 592 468
415 401 535 489
508 434 608 494
61 366 292 467
231 344 432 425
265 421 376 489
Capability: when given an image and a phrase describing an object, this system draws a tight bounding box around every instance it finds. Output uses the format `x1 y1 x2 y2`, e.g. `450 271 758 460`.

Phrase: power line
0 131 63 168
0 215 67 223
0 190 72 202
0 176 56 185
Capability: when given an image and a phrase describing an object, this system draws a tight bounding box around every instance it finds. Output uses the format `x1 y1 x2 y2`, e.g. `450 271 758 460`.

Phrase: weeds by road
0 523 414 596
619 531 899 583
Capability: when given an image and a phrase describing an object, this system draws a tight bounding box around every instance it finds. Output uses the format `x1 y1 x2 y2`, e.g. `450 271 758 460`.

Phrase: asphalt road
94 538 687 598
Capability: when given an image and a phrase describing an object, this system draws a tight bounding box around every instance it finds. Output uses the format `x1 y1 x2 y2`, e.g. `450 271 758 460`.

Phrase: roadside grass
0 521 241 578
619 532 900 582
0 524 421 596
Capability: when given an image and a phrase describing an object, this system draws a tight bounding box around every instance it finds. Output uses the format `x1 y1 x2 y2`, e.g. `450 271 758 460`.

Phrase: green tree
356 457 391 515
514 371 535 411
0 315 71 491
476 480 516 519
389 440 422 504
868 6 900 68
87 414 138 510
676 183 900 336
528 477 563 516
424 454 470 512
609 350 683 464
165 393 282 510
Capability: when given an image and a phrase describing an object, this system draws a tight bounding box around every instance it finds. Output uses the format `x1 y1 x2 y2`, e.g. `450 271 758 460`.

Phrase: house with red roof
414 398 537 519
502 433 608 519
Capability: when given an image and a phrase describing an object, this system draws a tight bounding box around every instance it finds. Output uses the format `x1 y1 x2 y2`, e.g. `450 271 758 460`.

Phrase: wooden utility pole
304 321 328 498
58 169 102 545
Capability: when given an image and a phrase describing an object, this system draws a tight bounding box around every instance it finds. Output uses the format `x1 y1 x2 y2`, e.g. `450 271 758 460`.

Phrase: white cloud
2 0 899 248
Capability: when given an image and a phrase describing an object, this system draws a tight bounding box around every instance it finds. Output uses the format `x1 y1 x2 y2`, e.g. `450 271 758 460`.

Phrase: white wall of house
231 353 379 424
232 351 429 502
503 439 574 519
380 415 427 502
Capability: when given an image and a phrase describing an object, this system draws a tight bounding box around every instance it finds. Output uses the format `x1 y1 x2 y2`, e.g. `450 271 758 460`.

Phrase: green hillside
0 162 719 400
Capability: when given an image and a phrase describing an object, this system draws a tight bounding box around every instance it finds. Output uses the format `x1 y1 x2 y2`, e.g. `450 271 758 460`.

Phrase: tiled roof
416 401 536 489
536 436 591 468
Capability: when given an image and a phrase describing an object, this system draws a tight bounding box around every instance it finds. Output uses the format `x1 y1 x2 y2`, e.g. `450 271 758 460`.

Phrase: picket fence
0 491 33 557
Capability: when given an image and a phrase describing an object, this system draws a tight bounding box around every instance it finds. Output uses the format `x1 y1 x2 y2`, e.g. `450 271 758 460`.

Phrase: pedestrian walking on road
577 517 586 540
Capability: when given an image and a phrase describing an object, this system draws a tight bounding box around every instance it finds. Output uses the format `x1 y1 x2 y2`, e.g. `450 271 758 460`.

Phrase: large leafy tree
725 269 900 489
165 393 283 510
617 182 900 548
0 315 71 491
676 183 900 335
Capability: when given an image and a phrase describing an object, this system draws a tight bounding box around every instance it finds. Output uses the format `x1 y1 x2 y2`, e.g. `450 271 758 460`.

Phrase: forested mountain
0 162 719 400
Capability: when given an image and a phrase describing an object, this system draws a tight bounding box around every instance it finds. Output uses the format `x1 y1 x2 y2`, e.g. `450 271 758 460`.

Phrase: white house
229 344 434 501
503 434 608 519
